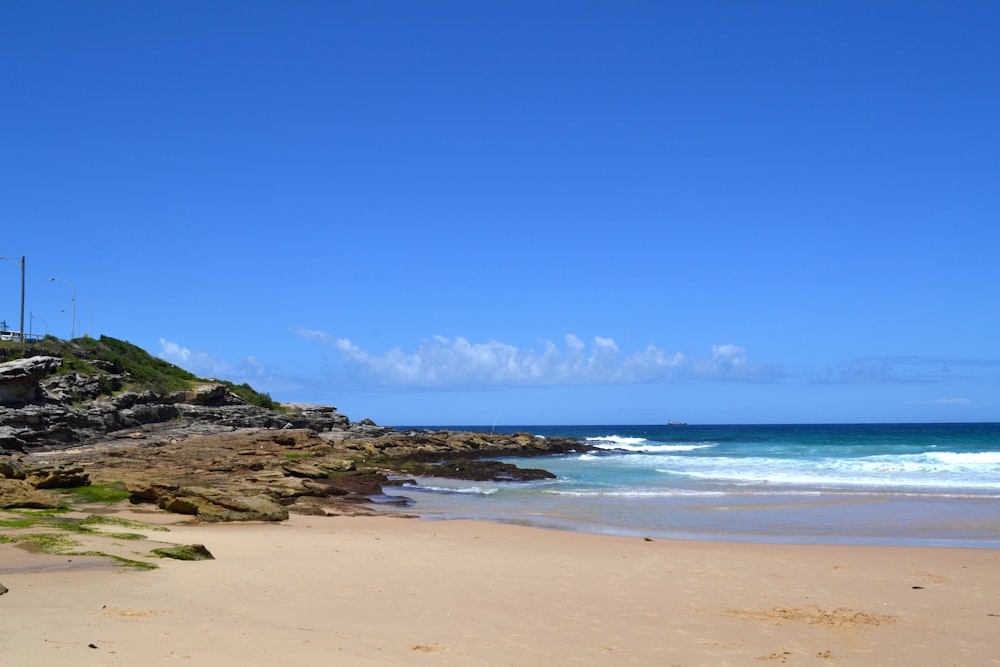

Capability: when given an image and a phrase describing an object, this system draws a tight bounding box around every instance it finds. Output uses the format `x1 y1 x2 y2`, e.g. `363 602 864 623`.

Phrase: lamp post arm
48 277 77 339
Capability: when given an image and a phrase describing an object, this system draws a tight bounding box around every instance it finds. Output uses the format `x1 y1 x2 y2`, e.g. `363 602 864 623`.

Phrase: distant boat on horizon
667 420 687 426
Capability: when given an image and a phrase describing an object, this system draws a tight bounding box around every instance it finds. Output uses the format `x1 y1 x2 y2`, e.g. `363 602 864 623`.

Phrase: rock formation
0 356 61 405
0 351 592 522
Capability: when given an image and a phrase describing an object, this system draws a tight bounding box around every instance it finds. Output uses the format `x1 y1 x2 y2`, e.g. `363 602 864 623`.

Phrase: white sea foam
585 435 718 453
585 435 648 446
923 451 1000 465
411 485 499 495
654 450 1000 491
544 488 728 498
389 425 1000 547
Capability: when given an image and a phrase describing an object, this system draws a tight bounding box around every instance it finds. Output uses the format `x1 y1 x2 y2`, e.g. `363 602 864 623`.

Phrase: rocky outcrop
0 354 594 522
0 457 25 479
0 453 83 508
0 478 61 509
126 481 289 521
162 488 290 522
120 463 413 522
0 354 364 455
0 388 357 455
0 422 587 520
0 356 61 405
25 463 90 489
399 459 556 481
342 429 589 462
40 371 114 403
0 457 79 508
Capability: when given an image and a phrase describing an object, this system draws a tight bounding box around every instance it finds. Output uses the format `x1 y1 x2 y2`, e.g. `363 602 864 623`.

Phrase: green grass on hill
0 334 276 408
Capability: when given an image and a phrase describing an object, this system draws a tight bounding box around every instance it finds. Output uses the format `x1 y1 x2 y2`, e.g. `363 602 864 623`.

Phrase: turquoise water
384 423 1000 547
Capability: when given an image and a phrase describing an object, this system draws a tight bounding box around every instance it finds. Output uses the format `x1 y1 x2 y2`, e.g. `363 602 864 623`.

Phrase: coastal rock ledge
0 349 592 521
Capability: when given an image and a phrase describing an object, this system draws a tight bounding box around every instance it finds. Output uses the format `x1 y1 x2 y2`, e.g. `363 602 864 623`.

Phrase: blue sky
3 1 998 425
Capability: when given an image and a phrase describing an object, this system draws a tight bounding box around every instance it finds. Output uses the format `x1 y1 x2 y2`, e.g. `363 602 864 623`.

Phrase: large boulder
0 457 26 479
281 403 351 431
25 464 89 489
281 460 328 479
117 403 182 427
0 479 59 509
168 383 230 406
0 425 26 453
128 483 288 522
405 459 556 482
194 492 289 522
126 481 181 503
0 356 61 405
39 372 108 402
316 458 355 473
301 471 400 497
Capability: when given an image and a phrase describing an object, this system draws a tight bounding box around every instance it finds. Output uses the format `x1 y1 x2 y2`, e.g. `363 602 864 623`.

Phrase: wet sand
1 514 998 665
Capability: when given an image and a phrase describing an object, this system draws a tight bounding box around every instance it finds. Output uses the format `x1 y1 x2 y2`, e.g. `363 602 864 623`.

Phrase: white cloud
157 338 234 378
290 328 781 388
923 397 971 406
157 339 270 385
156 340 331 405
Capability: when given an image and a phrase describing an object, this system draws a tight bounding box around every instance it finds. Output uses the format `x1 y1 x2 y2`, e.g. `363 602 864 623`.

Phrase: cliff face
0 352 362 454
0 356 61 405
0 351 590 522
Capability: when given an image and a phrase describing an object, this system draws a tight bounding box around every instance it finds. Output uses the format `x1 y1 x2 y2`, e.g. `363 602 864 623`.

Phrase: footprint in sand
410 644 445 653
99 606 164 619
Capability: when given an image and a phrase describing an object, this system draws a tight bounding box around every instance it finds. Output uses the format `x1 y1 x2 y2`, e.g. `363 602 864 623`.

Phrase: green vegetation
62 482 131 504
0 511 162 537
0 531 81 553
284 452 316 459
0 516 36 529
105 531 147 541
80 514 169 532
0 334 278 408
0 511 171 569
151 544 214 561
69 551 158 570
226 382 276 409
0 532 156 568
73 336 196 393
0 507 70 525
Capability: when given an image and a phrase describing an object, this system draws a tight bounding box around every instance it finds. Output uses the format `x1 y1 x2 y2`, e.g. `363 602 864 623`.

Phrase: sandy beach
1 512 997 666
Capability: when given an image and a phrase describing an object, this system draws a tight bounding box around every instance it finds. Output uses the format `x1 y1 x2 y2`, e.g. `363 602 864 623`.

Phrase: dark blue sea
384 423 1000 547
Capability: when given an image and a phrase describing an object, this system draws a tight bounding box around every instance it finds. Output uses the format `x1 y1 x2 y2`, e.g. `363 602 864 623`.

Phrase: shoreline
382 482 1000 550
2 512 998 665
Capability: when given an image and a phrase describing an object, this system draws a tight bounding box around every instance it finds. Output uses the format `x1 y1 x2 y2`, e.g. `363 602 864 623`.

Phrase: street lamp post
49 277 76 339
30 312 48 337
0 255 25 344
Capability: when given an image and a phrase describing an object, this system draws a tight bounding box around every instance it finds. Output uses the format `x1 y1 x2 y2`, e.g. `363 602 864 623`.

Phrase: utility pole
18 256 24 344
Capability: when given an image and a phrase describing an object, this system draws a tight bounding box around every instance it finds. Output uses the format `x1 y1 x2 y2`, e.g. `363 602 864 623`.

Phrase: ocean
383 423 1000 548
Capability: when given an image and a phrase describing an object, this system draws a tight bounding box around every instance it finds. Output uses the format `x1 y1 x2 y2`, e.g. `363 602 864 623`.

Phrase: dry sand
1 512 998 666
